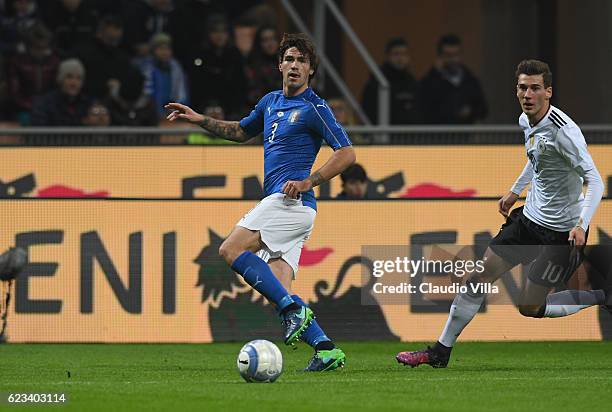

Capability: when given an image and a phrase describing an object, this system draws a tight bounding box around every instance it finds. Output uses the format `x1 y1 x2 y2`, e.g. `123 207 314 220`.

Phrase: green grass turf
1 342 611 411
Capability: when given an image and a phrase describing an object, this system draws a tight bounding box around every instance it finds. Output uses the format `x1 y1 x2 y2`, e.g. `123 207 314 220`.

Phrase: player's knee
518 304 544 318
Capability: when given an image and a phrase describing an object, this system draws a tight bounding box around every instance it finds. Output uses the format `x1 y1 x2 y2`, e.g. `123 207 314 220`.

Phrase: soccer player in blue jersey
165 33 354 371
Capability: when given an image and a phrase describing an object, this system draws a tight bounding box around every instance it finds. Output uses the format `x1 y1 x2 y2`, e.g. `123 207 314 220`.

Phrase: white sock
438 292 485 347
543 290 605 318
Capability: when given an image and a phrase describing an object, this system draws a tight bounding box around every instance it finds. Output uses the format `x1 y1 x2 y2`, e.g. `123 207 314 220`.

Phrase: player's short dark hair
341 163 368 183
437 34 461 55
385 37 408 54
278 33 319 82
515 59 553 88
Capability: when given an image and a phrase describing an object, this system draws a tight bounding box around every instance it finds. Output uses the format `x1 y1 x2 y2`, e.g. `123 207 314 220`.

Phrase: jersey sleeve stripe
304 99 352 147
550 116 564 130
550 111 567 126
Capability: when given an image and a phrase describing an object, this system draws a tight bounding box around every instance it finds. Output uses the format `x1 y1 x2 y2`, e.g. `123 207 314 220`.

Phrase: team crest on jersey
537 138 547 153
529 134 535 147
289 110 301 123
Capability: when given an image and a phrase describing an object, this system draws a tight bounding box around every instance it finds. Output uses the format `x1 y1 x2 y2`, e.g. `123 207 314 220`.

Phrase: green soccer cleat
281 306 314 346
303 348 346 372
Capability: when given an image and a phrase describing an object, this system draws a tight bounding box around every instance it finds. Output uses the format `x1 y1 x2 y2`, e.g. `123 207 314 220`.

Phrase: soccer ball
237 340 283 383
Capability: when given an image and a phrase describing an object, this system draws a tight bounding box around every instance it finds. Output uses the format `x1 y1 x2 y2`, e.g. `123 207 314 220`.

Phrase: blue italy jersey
239 87 352 210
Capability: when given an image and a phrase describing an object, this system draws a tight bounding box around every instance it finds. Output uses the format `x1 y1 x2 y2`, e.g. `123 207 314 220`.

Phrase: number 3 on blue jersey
269 122 279 143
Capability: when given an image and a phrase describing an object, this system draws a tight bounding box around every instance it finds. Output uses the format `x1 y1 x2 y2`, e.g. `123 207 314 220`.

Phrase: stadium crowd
0 0 488 129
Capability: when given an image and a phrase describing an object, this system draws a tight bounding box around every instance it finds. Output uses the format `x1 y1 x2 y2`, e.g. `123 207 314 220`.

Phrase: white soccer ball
237 340 283 383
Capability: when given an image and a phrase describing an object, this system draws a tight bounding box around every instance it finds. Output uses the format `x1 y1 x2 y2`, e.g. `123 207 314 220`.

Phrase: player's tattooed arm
308 171 325 187
197 117 249 143
164 102 249 142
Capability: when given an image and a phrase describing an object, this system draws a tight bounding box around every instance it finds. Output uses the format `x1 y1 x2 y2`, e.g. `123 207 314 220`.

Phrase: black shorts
489 206 587 287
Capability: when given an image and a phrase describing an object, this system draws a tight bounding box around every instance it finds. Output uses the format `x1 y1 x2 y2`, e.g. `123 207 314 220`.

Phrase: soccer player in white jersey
397 59 608 368
166 34 354 371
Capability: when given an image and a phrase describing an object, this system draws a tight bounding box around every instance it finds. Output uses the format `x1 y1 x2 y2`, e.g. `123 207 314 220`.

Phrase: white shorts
237 193 316 276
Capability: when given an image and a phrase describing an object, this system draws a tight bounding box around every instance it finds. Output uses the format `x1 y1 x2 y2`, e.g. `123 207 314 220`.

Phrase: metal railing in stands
1 125 612 145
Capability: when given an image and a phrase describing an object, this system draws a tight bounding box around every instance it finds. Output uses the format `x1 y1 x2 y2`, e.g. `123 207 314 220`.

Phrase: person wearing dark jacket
244 25 282 108
419 34 488 124
362 37 420 124
40 0 99 58
31 58 91 126
104 67 158 126
0 0 40 56
76 14 132 99
121 0 174 57
186 14 248 119
7 22 59 124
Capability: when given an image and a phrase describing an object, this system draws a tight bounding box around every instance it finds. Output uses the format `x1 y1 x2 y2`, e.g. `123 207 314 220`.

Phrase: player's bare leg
219 227 313 345
267 258 294 291
518 278 606 318
517 279 553 317
396 247 514 368
218 226 263 262
268 258 345 371
518 241 607 318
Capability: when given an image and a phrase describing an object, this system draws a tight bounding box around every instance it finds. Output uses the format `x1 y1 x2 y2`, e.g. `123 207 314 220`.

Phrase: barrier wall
2 146 611 199
2 199 611 342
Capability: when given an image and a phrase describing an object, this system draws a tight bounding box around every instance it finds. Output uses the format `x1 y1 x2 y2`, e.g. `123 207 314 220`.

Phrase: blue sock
291 295 332 349
231 251 294 311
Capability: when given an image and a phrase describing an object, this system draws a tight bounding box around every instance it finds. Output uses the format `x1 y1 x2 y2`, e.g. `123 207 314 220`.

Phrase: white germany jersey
517 105 596 231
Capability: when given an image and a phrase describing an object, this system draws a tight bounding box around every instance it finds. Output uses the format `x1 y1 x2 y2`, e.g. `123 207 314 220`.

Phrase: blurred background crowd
0 0 489 129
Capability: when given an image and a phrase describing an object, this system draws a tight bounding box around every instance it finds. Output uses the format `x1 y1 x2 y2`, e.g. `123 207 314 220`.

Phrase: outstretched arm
283 146 356 198
165 102 249 143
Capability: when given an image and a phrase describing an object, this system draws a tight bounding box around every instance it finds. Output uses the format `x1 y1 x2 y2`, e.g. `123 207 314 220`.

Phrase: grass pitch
1 342 611 411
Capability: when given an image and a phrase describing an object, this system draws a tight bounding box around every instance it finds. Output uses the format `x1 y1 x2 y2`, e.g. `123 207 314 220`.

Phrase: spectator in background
328 98 355 126
187 14 248 119
81 100 110 126
7 22 59 125
104 68 158 126
419 34 488 124
76 14 132 99
187 103 240 145
134 32 188 118
0 53 8 120
245 25 281 107
234 16 257 59
0 0 40 56
362 37 420 124
167 0 226 67
328 97 368 144
336 163 368 199
31 58 91 126
122 0 174 57
41 0 99 58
